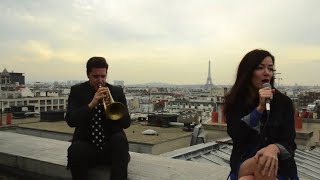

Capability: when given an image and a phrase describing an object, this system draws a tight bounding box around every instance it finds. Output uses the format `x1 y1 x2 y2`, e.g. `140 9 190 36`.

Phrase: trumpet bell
99 84 127 121
105 102 127 121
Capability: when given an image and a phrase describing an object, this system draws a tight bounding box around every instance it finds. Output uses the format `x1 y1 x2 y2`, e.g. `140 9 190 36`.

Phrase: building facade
298 91 320 108
0 90 67 112
0 68 25 85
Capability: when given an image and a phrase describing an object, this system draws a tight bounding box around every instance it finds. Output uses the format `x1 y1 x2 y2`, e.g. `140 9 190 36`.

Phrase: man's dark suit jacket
65 81 131 142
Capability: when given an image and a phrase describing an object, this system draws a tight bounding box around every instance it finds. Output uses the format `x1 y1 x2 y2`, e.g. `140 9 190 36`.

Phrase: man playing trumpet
65 57 131 180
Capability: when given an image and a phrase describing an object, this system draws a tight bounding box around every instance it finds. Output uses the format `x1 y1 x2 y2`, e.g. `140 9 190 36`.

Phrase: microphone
262 83 271 112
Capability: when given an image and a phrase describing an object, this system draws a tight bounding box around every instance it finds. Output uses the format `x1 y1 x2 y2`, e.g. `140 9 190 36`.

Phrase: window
40 100 45 105
53 99 58 105
17 101 23 106
29 100 38 104
47 100 52 105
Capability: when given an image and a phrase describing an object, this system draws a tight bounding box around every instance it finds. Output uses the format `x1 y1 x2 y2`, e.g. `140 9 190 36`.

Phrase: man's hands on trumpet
88 86 109 109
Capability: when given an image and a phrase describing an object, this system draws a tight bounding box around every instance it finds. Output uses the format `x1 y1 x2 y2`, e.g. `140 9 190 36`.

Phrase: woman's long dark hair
224 49 275 118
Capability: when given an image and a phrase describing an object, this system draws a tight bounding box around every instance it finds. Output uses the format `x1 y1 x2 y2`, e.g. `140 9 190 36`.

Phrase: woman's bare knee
239 157 256 178
239 175 255 180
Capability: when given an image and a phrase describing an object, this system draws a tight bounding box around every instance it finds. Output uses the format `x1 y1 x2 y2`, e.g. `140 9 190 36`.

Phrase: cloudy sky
0 0 319 86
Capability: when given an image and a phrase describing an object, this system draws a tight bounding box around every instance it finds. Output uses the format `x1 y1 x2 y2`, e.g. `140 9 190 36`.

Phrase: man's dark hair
86 57 109 75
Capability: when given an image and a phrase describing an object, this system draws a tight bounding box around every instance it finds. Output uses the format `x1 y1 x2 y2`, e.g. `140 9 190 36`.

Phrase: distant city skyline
1 0 320 86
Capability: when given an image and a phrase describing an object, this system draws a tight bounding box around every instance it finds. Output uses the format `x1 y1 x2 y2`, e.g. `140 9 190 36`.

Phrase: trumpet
99 83 127 121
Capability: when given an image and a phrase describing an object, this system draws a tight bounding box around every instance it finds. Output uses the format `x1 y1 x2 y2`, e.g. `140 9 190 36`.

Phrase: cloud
280 60 320 85
0 40 88 66
0 0 320 85
277 46 320 64
18 40 53 62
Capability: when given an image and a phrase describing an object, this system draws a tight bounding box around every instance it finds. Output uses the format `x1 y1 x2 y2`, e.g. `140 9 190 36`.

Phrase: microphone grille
262 83 271 88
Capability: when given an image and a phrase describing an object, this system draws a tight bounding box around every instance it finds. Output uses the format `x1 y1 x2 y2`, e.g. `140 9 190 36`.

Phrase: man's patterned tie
90 103 106 151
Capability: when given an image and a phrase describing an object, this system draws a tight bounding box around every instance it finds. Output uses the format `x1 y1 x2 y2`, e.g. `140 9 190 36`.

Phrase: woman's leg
239 156 277 180
239 157 256 178
239 175 255 180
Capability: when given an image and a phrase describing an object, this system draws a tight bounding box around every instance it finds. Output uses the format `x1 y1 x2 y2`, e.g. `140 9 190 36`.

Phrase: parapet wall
0 131 229 180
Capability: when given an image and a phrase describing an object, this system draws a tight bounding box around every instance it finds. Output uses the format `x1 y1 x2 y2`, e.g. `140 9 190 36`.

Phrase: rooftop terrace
1 116 320 179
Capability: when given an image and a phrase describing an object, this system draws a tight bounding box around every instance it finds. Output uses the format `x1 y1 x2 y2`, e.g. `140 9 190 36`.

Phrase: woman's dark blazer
227 90 298 177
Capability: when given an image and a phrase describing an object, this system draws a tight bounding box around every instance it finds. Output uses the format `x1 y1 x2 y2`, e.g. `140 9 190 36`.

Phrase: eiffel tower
204 60 214 89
